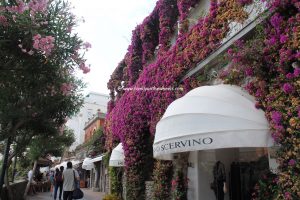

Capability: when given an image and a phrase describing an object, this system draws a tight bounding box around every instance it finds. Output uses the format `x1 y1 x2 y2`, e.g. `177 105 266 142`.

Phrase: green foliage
102 152 110 167
84 128 106 156
103 194 121 200
153 161 173 200
0 0 86 141
171 170 188 200
251 172 279 200
28 128 75 160
109 167 123 198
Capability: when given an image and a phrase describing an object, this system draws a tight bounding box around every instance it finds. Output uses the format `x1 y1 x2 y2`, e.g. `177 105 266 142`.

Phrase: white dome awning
72 160 81 168
91 155 104 163
53 161 67 170
153 84 274 160
82 158 94 170
109 143 125 167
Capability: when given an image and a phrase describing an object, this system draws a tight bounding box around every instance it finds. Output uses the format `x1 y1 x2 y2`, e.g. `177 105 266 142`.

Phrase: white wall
67 92 110 150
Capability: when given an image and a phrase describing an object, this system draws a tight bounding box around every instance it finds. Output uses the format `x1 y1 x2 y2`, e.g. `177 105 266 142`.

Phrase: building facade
67 92 109 150
84 111 106 142
106 0 299 200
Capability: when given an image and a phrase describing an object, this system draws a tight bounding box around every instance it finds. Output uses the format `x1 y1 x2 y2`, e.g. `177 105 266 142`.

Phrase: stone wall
1 180 28 200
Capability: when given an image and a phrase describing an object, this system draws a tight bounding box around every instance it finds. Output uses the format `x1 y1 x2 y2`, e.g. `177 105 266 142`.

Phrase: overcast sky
71 0 158 95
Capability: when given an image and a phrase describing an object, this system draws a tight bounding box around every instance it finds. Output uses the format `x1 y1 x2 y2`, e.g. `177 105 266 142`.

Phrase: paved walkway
27 188 106 200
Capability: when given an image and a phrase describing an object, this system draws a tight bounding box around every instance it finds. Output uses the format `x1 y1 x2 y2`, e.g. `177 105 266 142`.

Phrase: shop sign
153 137 213 154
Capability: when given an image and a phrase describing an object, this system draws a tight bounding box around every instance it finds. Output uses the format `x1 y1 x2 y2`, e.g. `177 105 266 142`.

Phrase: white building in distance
67 92 109 150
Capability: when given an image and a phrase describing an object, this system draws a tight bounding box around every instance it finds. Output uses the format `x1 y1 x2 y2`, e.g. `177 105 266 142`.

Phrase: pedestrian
54 168 63 200
28 169 36 194
86 175 90 188
62 161 79 200
50 171 55 197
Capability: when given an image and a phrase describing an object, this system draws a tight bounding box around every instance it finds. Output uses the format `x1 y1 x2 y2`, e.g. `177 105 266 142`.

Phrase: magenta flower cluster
222 1 299 199
105 0 241 197
106 0 299 198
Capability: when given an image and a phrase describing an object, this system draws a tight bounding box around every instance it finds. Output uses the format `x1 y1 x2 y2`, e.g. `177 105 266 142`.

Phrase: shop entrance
190 148 270 200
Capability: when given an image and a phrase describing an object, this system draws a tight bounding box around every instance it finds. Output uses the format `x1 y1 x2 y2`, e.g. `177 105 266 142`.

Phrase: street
27 188 105 200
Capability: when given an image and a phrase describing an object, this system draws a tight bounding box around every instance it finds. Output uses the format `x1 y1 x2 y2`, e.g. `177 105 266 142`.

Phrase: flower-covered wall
105 0 299 199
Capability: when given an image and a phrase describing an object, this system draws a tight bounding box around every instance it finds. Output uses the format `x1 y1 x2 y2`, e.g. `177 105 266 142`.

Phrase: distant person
50 171 55 197
27 169 33 181
54 168 63 200
27 169 36 194
86 175 90 188
62 162 79 200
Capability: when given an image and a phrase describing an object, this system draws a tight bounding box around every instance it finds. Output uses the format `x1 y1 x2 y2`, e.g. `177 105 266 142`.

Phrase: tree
0 0 91 193
84 128 106 156
23 128 75 199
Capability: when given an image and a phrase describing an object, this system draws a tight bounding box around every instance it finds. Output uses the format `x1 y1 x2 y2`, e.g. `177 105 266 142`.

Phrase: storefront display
211 161 226 200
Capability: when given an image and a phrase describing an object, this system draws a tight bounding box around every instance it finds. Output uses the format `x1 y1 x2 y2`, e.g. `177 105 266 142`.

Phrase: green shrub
103 194 121 200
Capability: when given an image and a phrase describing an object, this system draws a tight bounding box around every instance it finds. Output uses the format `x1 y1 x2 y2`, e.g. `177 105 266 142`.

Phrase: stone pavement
27 188 105 200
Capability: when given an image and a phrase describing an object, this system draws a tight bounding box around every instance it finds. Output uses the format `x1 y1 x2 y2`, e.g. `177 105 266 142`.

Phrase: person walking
54 168 63 200
63 161 79 200
50 171 54 196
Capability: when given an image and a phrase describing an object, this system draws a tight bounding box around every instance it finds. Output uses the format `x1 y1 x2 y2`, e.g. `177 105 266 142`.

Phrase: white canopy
90 155 104 163
51 160 81 170
72 160 81 168
109 143 125 167
82 158 94 170
52 161 67 170
153 84 274 160
40 166 49 173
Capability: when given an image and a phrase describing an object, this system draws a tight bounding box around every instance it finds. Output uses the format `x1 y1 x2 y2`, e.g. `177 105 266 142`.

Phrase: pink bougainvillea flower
294 68 300 77
284 192 292 200
238 0 253 6
279 34 288 43
282 83 294 94
267 37 277 46
245 67 254 76
271 111 282 124
227 48 234 56
286 73 294 79
288 159 296 166
270 13 283 29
